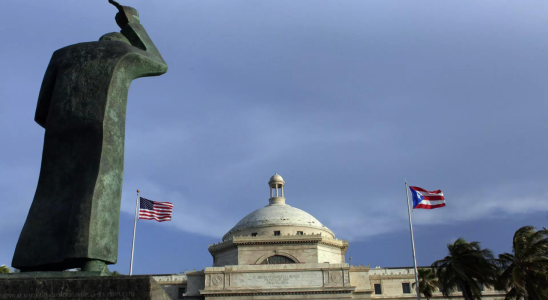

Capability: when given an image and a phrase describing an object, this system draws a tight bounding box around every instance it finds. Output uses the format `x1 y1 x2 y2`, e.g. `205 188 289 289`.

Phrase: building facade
153 174 505 300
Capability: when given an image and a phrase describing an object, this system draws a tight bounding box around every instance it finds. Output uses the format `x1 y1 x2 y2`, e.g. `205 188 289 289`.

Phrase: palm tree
497 226 548 300
111 270 122 276
432 238 498 300
0 265 11 273
412 268 439 300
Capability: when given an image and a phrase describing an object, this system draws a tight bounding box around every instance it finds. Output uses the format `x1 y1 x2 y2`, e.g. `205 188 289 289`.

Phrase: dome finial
268 173 285 204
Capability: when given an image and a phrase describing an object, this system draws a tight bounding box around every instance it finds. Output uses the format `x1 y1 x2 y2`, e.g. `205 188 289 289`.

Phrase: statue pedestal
0 274 172 300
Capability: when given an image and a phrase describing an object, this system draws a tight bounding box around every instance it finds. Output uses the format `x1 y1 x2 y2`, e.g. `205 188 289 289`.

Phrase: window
178 287 186 299
402 283 411 294
261 255 296 264
274 231 280 236
251 232 257 236
457 284 462 292
374 284 382 294
297 231 303 235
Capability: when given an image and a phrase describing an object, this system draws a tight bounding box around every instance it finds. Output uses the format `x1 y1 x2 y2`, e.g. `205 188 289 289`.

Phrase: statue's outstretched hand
109 0 127 28
108 0 123 8
109 0 140 29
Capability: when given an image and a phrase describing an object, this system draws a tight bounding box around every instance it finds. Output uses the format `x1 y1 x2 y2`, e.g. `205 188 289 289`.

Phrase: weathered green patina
12 1 167 273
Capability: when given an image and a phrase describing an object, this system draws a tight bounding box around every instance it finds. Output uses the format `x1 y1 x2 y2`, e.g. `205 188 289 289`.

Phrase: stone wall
317 243 344 264
349 267 371 292
214 246 238 266
238 243 318 265
152 274 187 300
200 263 354 299
185 271 205 299
159 284 181 300
209 234 349 267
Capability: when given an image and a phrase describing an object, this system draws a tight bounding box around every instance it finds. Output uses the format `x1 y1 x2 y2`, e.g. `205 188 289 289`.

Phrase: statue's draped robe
13 23 167 271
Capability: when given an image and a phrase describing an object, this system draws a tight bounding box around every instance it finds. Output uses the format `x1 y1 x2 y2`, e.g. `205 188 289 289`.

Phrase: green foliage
432 238 499 300
111 270 122 276
0 265 12 273
497 226 548 300
412 268 439 300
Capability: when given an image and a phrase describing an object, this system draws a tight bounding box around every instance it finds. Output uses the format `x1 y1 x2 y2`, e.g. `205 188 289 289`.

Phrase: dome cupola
222 174 334 241
268 173 285 205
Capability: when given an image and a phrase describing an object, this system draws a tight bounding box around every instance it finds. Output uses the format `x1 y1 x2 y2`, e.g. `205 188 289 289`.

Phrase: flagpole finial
137 189 140 193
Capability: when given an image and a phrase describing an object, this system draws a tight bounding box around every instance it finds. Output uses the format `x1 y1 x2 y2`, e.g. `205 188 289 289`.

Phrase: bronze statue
12 0 168 273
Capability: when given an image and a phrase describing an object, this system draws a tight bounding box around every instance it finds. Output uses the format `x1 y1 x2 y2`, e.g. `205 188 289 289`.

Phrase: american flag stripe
139 210 173 215
139 212 172 217
140 210 171 214
148 204 173 208
138 216 172 220
141 217 171 221
152 202 173 207
139 197 173 222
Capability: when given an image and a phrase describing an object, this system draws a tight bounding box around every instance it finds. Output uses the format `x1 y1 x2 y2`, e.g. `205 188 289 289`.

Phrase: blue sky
1 0 547 274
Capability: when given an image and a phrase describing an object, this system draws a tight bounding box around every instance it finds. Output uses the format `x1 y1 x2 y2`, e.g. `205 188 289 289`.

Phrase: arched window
260 255 296 264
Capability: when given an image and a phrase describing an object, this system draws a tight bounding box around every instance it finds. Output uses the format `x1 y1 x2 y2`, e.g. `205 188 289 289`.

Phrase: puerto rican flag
409 186 445 209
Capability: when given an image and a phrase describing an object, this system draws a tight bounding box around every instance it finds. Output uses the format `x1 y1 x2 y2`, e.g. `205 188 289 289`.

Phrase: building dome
223 205 334 241
222 174 335 241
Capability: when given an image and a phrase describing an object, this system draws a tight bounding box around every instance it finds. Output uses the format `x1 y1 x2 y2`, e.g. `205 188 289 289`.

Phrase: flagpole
405 181 420 300
129 189 140 276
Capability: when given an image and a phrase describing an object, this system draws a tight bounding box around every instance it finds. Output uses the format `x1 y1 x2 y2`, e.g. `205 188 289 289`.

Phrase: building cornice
205 263 350 274
349 266 371 271
208 234 349 254
369 274 415 280
199 287 356 297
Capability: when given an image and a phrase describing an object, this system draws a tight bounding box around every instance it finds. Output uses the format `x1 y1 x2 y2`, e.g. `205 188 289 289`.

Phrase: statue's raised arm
109 0 167 76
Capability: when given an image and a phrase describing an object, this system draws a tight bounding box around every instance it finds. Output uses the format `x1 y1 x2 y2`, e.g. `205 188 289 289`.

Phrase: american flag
139 197 173 222
409 186 445 209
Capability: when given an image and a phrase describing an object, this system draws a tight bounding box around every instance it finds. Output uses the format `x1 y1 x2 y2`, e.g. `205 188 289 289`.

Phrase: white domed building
214 173 346 267
153 174 505 300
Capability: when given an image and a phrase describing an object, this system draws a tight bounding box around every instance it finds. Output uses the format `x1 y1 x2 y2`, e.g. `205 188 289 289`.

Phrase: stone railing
368 267 415 275
349 265 371 271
